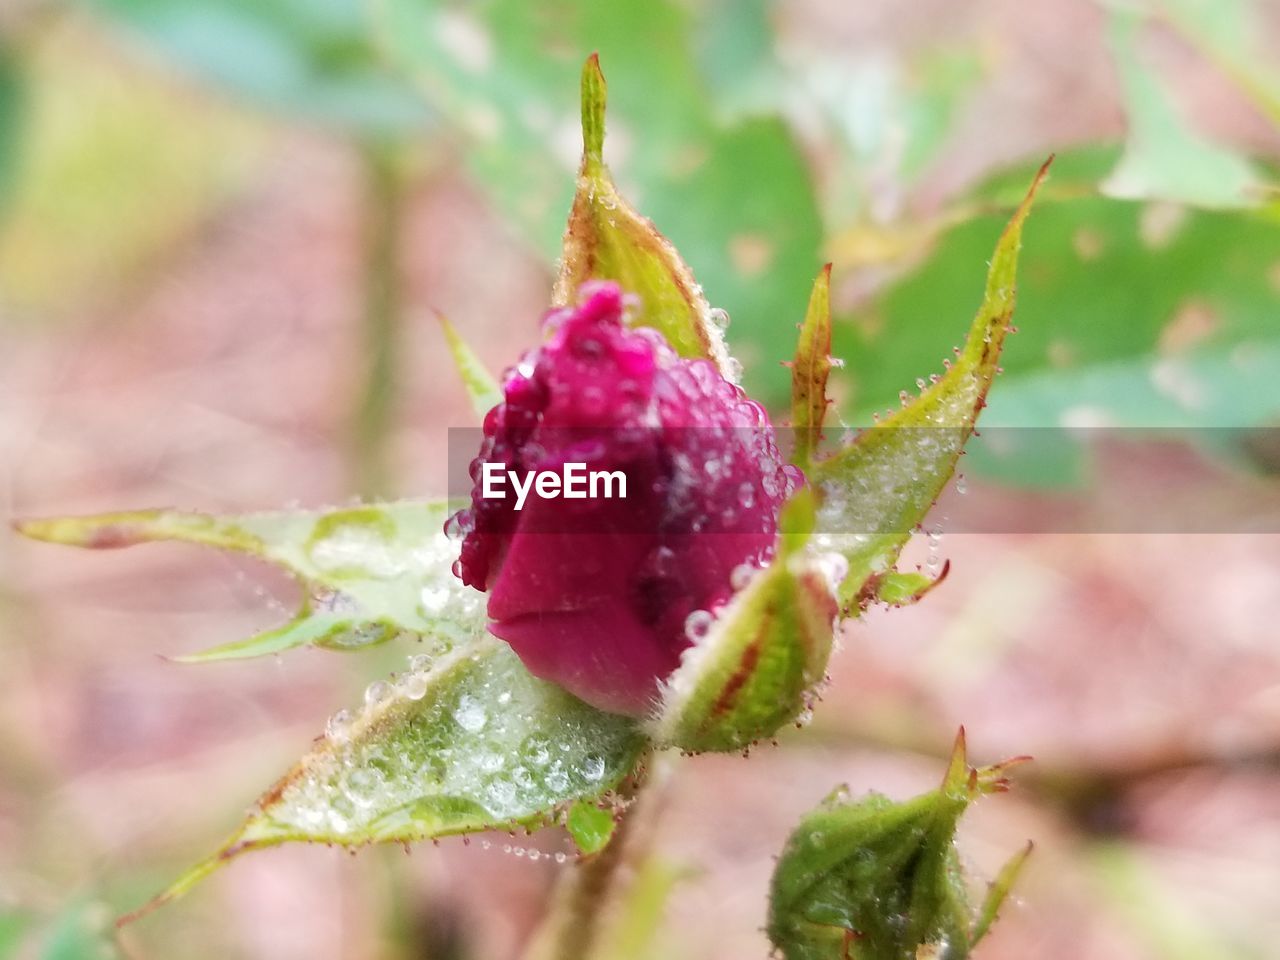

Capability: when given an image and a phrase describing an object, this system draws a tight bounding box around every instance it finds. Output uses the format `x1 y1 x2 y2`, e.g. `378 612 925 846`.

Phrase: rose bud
448 281 802 717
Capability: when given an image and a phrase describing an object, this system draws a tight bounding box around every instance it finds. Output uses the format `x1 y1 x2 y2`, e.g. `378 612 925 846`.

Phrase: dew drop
364 681 392 707
816 552 849 590
730 562 758 591
580 756 606 782
326 709 353 744
684 609 715 642
454 695 487 732
709 307 731 330
420 583 450 614
400 672 429 701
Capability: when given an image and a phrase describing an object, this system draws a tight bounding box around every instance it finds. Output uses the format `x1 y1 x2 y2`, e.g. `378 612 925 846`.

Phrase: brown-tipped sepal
553 55 732 376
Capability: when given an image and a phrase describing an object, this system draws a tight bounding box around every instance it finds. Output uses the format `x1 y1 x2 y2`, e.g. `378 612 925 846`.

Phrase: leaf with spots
812 159 1051 604
767 730 1031 960
836 148 1280 487
16 500 480 661
121 637 647 924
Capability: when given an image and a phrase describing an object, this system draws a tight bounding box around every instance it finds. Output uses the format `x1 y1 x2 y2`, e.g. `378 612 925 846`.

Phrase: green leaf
0 41 25 218
438 312 502 419
553 55 731 375
121 637 647 924
869 566 949 608
813 160 1051 603
1103 10 1259 209
834 149 1280 491
16 500 480 660
647 523 838 753
564 799 618 856
790 264 834 470
639 114 824 404
84 0 431 136
767 730 1030 960
373 4 823 402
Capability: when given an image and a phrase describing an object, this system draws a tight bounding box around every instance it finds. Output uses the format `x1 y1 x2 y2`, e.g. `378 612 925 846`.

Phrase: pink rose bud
449 282 801 715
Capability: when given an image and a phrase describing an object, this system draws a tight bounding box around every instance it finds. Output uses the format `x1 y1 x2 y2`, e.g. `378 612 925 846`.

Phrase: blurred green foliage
85 0 432 135
0 0 1276 442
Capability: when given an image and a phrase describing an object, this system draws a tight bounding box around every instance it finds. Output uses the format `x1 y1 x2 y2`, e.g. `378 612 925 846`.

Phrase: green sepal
790 263 834 470
15 500 480 660
438 312 503 419
811 159 1051 607
554 55 733 377
646 506 838 753
119 637 647 925
767 729 1031 960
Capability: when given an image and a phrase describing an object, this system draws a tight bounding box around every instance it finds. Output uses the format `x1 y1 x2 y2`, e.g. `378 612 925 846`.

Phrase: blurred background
2 0 1279 957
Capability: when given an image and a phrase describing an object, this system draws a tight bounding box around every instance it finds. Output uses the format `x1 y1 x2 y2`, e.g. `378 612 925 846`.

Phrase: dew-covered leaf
1103 10 1259 209
16 500 480 660
812 160 1050 604
790 264 833 470
767 730 1030 960
553 55 731 375
123 637 646 923
438 312 502 419
647 495 838 753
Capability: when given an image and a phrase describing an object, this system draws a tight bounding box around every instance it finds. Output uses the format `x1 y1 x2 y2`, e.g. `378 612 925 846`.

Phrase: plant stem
351 140 407 499
527 760 660 960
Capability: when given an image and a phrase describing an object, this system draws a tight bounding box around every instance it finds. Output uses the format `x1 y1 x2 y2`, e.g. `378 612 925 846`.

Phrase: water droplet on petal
684 609 715 642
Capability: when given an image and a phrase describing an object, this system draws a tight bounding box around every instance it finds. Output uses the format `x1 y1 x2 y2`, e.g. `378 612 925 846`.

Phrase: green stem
351 141 407 499
528 762 657 960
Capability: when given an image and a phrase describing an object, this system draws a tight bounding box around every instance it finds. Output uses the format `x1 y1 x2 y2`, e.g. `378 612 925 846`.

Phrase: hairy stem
351 141 408 498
